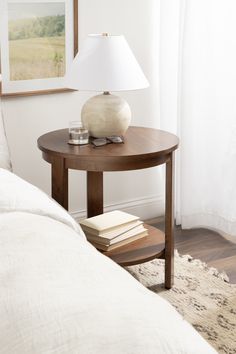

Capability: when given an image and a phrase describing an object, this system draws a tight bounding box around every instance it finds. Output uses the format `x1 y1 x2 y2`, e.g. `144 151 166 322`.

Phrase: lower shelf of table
101 224 165 267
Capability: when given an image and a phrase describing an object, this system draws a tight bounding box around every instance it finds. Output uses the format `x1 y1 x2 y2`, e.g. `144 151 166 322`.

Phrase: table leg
51 157 68 210
165 152 174 289
87 171 103 217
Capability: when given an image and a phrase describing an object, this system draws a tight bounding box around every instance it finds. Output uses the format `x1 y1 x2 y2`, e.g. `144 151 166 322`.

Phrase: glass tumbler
68 121 89 145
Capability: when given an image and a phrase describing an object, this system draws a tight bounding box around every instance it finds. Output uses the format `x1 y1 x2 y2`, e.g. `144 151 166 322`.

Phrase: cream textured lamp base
81 93 131 138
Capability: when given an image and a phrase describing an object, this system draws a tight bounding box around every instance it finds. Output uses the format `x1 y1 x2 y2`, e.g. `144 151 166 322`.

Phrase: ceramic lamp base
81 93 131 138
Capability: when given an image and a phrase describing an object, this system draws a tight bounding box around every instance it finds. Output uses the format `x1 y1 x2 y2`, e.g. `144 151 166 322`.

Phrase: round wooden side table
38 126 179 288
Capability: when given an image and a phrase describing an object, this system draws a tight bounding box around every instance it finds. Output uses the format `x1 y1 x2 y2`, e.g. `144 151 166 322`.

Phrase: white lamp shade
66 34 149 91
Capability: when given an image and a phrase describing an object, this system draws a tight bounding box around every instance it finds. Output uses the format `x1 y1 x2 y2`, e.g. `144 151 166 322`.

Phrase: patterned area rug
127 251 236 354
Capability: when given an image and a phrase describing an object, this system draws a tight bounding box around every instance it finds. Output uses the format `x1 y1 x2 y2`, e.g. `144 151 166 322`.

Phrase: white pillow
0 97 12 171
0 168 86 238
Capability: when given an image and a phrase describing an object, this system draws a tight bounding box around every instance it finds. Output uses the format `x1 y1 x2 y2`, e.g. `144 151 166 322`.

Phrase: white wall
159 0 180 134
2 0 164 220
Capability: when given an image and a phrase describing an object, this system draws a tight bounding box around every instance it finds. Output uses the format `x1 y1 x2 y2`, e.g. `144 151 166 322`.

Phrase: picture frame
0 0 78 97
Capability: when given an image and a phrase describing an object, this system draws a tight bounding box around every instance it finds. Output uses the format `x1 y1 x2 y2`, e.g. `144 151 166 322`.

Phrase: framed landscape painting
0 0 78 96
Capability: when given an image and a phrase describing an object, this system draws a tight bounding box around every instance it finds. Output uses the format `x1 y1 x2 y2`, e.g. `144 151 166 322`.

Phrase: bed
0 100 217 354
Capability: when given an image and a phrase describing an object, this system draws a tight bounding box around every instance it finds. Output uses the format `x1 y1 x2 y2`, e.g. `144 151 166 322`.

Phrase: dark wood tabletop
37 126 179 171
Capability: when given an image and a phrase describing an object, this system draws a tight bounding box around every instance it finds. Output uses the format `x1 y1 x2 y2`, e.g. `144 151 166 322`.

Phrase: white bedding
0 169 217 354
0 168 83 236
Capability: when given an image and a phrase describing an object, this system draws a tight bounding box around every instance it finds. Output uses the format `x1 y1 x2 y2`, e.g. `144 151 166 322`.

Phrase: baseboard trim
71 195 164 222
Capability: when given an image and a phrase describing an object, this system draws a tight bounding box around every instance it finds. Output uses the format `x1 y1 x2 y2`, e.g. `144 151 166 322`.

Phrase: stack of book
80 210 148 251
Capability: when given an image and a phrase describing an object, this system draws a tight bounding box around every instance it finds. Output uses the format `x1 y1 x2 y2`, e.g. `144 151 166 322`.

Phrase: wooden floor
151 220 236 284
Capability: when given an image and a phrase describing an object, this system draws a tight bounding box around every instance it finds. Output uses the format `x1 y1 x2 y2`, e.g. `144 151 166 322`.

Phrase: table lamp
66 34 149 138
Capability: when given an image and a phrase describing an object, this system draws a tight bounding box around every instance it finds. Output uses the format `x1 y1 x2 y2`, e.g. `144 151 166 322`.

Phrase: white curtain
160 0 236 237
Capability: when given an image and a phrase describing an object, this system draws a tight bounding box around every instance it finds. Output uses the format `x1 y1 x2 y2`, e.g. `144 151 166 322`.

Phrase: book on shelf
86 223 146 245
91 229 148 251
80 210 140 236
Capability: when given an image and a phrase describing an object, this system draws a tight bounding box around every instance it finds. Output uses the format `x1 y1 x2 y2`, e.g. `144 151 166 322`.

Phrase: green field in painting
9 36 65 80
